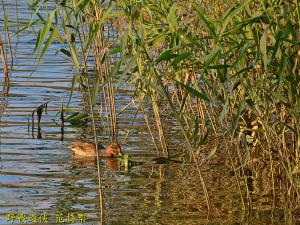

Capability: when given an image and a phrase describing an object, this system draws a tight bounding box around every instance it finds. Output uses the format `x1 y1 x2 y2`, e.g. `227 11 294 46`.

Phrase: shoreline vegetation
1 0 300 216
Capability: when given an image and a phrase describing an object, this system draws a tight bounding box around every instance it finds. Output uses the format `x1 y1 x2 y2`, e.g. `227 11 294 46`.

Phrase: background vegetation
3 0 299 211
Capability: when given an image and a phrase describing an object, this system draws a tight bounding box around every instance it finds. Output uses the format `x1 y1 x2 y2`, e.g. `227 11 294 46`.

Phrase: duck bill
67 145 75 151
111 152 123 158
116 150 123 157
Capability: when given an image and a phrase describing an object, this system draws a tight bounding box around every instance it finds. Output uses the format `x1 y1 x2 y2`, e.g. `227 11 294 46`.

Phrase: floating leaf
65 112 90 124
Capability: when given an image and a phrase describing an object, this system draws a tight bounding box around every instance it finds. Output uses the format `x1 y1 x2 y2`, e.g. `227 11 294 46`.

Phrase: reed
20 1 121 221
20 0 300 211
110 0 300 207
0 0 14 83
0 35 9 81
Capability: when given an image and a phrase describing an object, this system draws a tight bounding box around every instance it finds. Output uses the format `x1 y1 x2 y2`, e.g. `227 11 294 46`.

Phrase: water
1 1 300 225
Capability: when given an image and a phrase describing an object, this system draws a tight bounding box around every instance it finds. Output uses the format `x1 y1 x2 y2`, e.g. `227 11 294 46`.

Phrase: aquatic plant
0 0 13 83
15 0 300 214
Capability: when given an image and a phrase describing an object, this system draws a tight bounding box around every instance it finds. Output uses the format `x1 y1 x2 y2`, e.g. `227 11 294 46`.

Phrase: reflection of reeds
0 59 9 143
27 102 48 139
86 77 104 224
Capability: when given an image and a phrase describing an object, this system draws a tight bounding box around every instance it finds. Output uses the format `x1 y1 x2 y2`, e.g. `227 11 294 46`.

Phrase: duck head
106 141 123 157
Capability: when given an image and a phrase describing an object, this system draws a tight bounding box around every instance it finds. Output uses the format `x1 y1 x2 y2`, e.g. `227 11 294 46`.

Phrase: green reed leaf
65 112 90 124
70 45 80 69
167 4 177 33
260 24 270 71
84 6 113 50
76 0 91 10
198 127 209 146
59 49 71 57
170 52 192 67
67 73 81 106
192 116 200 140
219 0 251 37
204 46 221 69
175 81 210 102
34 9 56 54
16 20 43 34
231 100 244 136
34 29 41 54
193 3 217 42
156 50 177 64
223 13 268 36
38 26 58 63
269 91 288 104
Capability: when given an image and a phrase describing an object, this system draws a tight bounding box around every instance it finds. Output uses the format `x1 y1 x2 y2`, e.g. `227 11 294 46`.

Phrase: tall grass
110 0 300 206
20 1 121 221
0 35 9 81
19 0 300 212
0 0 13 84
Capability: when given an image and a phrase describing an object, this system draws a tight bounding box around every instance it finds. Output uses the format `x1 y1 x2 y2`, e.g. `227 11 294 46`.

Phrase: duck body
68 140 122 157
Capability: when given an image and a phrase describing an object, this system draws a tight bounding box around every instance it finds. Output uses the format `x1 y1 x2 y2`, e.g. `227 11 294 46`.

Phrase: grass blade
38 26 58 62
34 9 56 54
231 100 244 136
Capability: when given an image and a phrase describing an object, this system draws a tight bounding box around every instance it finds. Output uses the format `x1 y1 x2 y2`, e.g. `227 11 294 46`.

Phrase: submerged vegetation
2 0 300 216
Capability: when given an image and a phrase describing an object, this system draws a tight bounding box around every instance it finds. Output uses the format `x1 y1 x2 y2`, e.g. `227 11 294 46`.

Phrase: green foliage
65 112 90 125
21 0 300 203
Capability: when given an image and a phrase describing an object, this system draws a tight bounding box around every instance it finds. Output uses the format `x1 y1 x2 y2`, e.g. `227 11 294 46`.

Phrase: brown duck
68 140 122 157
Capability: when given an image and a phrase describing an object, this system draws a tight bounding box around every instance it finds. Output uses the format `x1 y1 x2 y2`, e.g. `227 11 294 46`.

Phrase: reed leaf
156 49 177 64
83 6 113 50
204 45 221 69
218 0 251 37
231 100 244 136
260 24 270 71
193 3 217 42
38 26 58 62
76 0 91 10
167 4 177 33
169 52 192 68
175 80 210 102
34 9 56 54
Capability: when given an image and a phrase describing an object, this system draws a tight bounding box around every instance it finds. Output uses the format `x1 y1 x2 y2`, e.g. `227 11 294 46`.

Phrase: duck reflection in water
68 140 123 171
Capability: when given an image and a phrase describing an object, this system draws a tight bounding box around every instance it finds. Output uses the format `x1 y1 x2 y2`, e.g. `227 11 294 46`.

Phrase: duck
68 140 123 157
